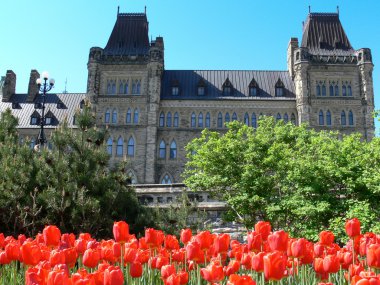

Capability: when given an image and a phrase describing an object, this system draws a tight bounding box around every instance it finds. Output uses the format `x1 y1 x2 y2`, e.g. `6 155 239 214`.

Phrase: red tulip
21 241 41 266
254 221 272 241
247 231 262 252
213 233 230 254
145 228 164 248
0 233 4 248
43 225 61 247
165 235 180 251
319 231 335 246
251 252 265 272
290 238 307 258
124 247 137 263
104 265 124 285
180 229 192 245
50 249 66 266
178 270 189 284
130 261 143 278
201 261 225 283
263 251 287 281
224 259 240 276
323 254 340 274
186 241 204 263
164 274 181 285
5 242 20 261
268 230 289 252
227 274 257 285
113 221 129 243
47 268 70 285
161 264 176 280
25 267 43 285
367 244 380 269
195 231 214 250
345 218 361 238
83 248 100 268
0 250 10 264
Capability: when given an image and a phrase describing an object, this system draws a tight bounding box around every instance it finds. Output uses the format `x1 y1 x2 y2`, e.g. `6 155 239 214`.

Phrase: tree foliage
184 116 380 242
0 104 152 238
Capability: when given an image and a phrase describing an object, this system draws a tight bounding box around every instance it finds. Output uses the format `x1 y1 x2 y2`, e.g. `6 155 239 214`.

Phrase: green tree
184 116 380 242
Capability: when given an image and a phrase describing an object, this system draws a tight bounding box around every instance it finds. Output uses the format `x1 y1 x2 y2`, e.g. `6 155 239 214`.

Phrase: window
112 109 117 124
276 113 282 121
159 112 165 127
291 113 296 125
329 84 334 97
124 83 129 94
161 174 172 185
45 117 52 125
191 113 196 128
172 86 179 96
347 85 352 96
31 116 39 125
349 110 354 126
205 113 210 128
119 82 124 94
319 110 324 126
164 112 171 128
284 113 289 123
275 79 284 97
127 137 135 157
249 87 258 96
232 113 237 121
111 82 116 94
136 82 141 94
116 137 123 156
341 111 346 126
107 137 113 155
174 112 179 127
127 171 137 184
326 110 332 126
217 112 223 128
30 138 35 149
134 109 139 124
322 85 326 96
107 83 112 94
105 109 110 124
252 113 257 128
335 85 339 96
198 86 205 96
170 140 177 159
159 140 166 159
342 85 347 96
225 113 230 124
80 100 85 109
244 113 249 126
126 108 132 123
316 85 321 96
222 78 233 96
198 113 203 128
132 81 140 94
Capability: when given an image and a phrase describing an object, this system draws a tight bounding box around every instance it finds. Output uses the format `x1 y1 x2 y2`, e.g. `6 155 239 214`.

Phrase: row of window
104 108 139 124
107 137 135 157
315 81 353 97
106 80 141 95
318 110 355 126
158 140 177 159
159 112 179 127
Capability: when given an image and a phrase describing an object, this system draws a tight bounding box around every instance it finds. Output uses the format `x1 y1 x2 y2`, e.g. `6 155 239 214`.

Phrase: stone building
0 9 375 186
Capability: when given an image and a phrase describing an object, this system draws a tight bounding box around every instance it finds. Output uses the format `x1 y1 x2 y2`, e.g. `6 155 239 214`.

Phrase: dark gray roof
301 13 355 56
161 70 296 99
104 13 150 56
0 93 86 128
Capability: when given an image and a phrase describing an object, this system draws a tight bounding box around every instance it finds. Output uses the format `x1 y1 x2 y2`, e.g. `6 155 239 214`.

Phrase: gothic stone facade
0 11 375 185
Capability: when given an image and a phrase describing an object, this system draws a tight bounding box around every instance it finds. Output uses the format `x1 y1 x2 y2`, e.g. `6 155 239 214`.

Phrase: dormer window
30 111 40 125
80 99 85 109
249 78 259 96
275 78 285 97
222 78 233 96
12 102 21 109
172 86 179 96
34 102 42 109
45 117 52 125
197 79 206 96
57 100 66 109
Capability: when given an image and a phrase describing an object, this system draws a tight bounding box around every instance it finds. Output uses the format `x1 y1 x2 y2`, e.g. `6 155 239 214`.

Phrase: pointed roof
104 12 150 56
301 12 354 55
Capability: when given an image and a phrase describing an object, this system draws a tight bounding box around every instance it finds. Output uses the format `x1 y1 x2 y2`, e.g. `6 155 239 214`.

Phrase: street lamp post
36 71 55 147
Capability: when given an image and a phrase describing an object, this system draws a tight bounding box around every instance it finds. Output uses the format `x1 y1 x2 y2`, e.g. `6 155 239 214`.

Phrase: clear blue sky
1 0 379 131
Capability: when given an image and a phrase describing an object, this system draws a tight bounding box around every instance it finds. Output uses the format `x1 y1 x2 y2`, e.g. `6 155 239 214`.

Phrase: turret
287 38 299 80
87 47 103 104
1 70 16 102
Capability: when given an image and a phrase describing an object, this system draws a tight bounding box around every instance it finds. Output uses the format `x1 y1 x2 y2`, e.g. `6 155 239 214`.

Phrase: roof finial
308 5 311 13
145 6 147 15
337 5 339 16
117 6 120 16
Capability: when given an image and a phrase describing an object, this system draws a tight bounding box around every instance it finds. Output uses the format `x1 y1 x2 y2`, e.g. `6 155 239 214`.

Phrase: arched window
335 85 339 96
173 112 179 127
127 171 137 184
252 113 257 128
349 110 354 126
105 109 110 123
284 113 289 123
291 113 296 125
127 137 135 157
205 113 210 128
161 174 172 185
347 85 352 96
170 140 177 159
342 85 347 96
232 112 237 121
132 82 136 94
275 78 284 97
159 112 165 127
166 112 172 127
341 111 346 126
198 112 203 128
159 140 166 159
217 113 223 128
322 85 326 96
276 113 282 121
225 113 230 124
244 113 249 126
134 109 139 124
107 137 113 155
107 83 112 94
329 84 334 97
111 82 116 94
126 108 132 123
319 110 324 126
326 110 332 126
124 82 129 94
136 82 141 94
316 85 321 96
119 82 123 94
112 109 117 123
191 113 196 128
116 137 123 156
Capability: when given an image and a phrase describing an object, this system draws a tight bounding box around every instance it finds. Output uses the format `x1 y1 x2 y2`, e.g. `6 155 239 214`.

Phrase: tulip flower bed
0 218 379 285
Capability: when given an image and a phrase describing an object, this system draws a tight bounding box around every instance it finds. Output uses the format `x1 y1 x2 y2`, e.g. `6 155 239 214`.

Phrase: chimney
1 70 16 102
26 69 40 102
